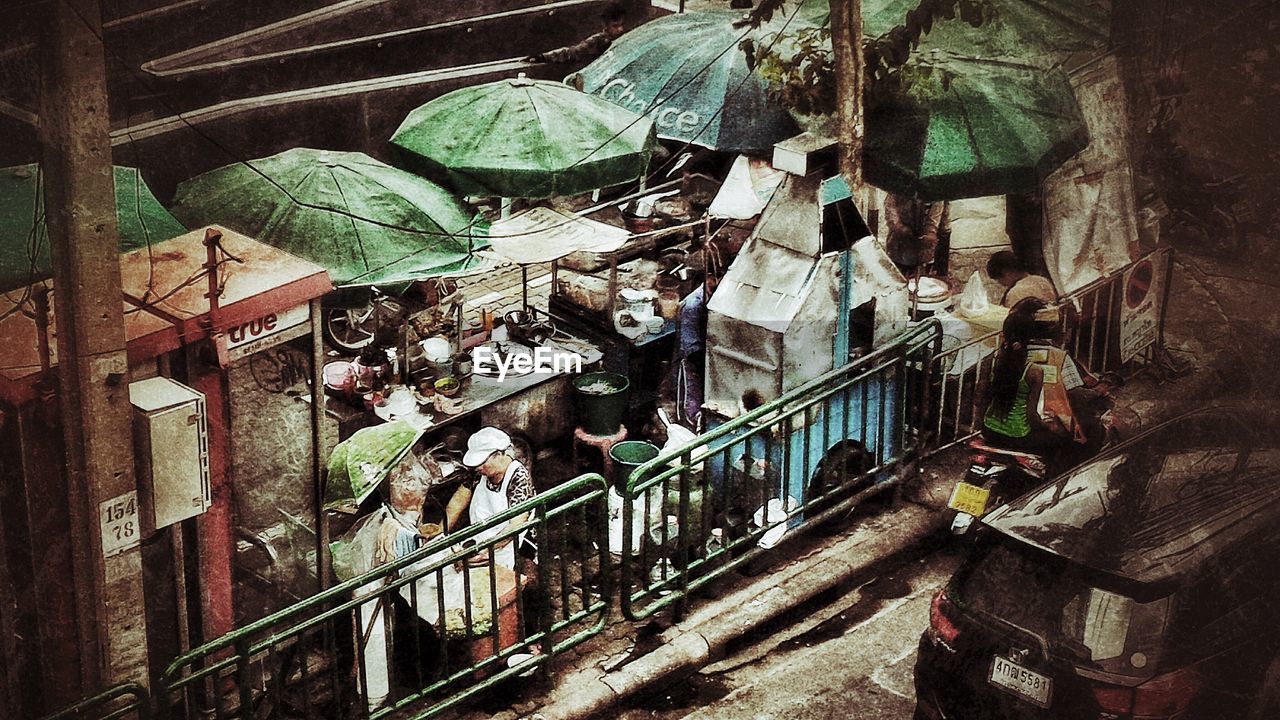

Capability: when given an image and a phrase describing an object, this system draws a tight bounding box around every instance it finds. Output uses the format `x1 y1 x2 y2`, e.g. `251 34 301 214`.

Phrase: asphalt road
617 544 965 720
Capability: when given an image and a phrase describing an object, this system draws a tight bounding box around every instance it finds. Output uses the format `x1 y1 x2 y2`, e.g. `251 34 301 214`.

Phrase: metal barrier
1058 247 1174 377
157 474 609 720
926 248 1174 454
39 683 151 720
47 247 1172 716
618 321 942 621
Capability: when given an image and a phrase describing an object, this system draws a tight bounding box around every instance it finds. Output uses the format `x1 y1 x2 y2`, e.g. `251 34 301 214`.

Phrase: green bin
572 372 630 436
610 440 660 493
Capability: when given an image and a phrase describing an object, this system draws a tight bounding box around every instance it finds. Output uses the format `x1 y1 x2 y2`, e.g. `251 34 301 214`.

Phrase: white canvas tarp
707 155 786 220
1042 54 1139 295
488 206 629 264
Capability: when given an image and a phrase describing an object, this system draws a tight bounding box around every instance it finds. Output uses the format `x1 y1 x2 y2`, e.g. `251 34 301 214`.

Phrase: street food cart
693 169 912 524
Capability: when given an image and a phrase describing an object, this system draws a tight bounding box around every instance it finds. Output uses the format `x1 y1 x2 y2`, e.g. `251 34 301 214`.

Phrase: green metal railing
618 321 942 621
38 683 150 720
156 473 609 720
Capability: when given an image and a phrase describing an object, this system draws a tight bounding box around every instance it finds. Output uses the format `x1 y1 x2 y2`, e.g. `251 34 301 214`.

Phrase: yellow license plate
948 482 991 516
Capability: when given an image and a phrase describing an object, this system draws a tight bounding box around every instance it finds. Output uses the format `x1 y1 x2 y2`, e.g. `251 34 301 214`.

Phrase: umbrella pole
911 265 921 318
522 265 529 311
501 197 513 220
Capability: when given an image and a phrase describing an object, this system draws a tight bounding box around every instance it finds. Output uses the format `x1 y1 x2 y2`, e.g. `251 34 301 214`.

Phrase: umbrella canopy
574 10 806 152
324 419 426 514
0 164 186 292
389 76 657 199
860 0 1108 58
864 52 1089 200
170 149 489 288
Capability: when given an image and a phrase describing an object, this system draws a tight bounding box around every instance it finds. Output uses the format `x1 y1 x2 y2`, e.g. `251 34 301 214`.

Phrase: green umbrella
575 11 806 152
324 419 427 514
389 75 657 199
170 149 489 288
864 52 1089 199
805 0 1108 57
0 164 186 292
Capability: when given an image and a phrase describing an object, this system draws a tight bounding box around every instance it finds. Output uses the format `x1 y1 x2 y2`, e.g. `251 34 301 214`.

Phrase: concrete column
39 0 150 691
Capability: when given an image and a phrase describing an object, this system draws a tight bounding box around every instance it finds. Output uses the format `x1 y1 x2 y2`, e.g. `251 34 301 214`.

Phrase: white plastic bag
957 270 991 318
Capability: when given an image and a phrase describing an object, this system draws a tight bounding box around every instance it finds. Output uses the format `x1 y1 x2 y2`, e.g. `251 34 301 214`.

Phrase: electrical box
129 377 210 533
772 132 838 177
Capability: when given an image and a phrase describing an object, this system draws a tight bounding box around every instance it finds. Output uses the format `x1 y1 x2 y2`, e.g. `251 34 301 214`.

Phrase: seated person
981 299 1097 469
986 250 1057 308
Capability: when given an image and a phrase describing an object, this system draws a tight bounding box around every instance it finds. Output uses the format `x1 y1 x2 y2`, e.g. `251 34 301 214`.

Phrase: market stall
0 225 334 673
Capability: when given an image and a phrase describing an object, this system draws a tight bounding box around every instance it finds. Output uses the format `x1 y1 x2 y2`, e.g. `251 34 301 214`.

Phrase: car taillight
1091 666 1203 719
929 588 960 646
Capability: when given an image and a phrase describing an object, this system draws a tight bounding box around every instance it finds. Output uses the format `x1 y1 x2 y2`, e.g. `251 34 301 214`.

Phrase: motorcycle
947 388 1132 535
947 441 1048 535
323 278 460 354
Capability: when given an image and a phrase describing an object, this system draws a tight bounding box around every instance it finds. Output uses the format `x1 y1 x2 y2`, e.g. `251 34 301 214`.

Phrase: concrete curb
535 477 951 720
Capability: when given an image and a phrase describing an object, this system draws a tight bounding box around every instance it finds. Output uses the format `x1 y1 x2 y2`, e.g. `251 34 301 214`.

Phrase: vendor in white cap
443 426 537 571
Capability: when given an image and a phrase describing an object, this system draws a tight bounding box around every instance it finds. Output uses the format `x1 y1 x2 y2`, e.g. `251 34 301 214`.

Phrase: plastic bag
957 270 991 318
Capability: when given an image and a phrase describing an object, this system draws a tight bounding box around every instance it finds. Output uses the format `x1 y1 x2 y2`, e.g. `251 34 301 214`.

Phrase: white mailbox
129 376 211 533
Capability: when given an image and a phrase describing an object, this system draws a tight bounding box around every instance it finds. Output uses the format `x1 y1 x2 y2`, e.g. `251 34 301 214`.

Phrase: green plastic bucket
610 440 660 493
572 372 630 436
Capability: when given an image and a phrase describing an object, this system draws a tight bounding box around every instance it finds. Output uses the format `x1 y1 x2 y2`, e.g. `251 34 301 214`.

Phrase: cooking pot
420 336 452 363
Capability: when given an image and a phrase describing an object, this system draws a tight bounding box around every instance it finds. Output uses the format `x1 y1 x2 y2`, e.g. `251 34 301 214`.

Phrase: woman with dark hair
981 298 1076 458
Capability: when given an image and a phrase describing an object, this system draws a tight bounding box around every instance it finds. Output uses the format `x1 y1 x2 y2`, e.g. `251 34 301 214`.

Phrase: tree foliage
739 0 996 116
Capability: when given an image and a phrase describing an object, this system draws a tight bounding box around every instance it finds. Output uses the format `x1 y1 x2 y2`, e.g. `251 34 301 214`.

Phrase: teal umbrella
0 164 186 292
389 75 657 199
170 149 489 288
574 10 806 152
864 52 1089 199
324 419 427 514
863 0 1107 57
799 0 1108 57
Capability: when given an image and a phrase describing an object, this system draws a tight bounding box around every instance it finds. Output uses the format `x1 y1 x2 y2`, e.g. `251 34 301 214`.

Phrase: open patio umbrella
860 0 1108 58
863 52 1089 200
573 10 808 152
170 149 489 288
389 75 657 199
0 164 186 292
324 419 426 514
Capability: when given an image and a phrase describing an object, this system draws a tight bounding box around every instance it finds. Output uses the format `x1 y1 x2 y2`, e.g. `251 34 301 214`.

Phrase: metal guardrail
925 247 1174 454
38 683 150 720
47 248 1172 717
617 321 942 621
1059 246 1174 377
155 474 609 720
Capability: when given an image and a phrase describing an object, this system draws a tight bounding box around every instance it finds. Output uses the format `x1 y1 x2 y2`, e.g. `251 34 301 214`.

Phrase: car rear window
956 537 1168 671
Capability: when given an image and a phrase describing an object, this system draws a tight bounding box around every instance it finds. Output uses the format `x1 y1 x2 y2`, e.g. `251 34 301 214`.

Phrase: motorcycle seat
967 439 1048 473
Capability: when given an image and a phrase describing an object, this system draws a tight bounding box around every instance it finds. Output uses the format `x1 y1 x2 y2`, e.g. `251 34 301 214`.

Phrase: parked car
914 408 1280 720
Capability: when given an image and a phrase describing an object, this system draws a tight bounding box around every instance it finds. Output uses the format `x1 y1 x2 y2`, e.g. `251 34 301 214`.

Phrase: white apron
469 460 528 570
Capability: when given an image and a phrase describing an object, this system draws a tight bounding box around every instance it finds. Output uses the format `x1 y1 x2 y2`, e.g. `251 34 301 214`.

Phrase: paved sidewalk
451 460 964 720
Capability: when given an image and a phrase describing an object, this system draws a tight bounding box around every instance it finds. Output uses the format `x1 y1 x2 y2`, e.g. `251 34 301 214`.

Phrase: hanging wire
47 0 802 249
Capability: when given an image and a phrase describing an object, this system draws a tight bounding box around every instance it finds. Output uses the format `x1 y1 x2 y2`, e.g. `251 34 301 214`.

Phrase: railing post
677 451 695 621
234 637 254 720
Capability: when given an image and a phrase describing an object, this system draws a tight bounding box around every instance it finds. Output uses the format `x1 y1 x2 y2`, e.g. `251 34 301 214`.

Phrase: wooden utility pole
830 0 865 194
40 0 150 692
